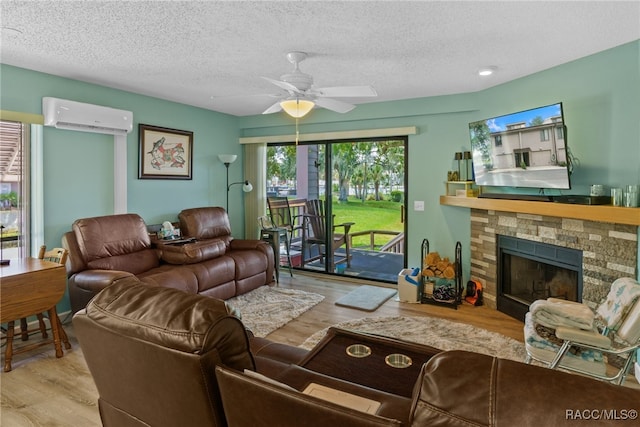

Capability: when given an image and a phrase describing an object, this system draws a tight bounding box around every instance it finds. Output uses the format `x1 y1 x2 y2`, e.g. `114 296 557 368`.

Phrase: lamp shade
242 181 253 192
218 154 237 164
280 99 315 118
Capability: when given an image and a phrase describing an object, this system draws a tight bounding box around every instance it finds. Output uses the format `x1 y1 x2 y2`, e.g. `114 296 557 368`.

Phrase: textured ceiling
1 1 639 117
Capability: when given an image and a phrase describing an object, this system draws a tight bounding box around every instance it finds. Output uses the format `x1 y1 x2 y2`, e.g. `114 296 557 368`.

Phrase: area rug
335 285 397 312
226 286 324 337
300 315 528 363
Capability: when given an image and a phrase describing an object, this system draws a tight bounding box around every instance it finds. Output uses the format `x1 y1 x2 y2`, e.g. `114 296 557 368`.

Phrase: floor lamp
218 154 253 212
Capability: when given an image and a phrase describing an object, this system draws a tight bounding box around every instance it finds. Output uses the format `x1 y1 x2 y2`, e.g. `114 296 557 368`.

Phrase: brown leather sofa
74 280 640 427
63 207 274 313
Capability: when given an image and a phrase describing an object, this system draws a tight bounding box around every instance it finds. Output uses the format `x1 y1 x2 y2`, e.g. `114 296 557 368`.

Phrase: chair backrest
305 199 327 240
617 297 640 343
38 245 68 265
73 278 255 427
178 206 232 241
595 277 640 336
267 197 295 229
71 213 159 275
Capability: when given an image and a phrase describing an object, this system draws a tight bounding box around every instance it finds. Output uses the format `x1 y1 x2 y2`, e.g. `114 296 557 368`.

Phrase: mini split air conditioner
42 97 133 135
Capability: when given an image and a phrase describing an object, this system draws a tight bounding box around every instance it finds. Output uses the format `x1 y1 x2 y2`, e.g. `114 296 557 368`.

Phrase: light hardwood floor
1 272 636 426
268 272 525 346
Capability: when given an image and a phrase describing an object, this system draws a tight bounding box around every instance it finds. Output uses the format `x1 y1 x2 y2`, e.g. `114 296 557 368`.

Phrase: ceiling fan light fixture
280 98 315 118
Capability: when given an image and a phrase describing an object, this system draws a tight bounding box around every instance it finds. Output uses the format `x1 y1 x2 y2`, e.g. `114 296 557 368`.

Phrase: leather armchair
73 277 255 427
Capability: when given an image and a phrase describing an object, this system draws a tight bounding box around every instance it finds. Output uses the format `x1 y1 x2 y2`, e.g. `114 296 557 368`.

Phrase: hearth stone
469 209 638 312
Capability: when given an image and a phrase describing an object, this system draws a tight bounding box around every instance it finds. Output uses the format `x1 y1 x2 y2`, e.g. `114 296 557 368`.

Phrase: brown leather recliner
73 277 256 427
76 281 640 427
74 279 414 427
64 207 274 313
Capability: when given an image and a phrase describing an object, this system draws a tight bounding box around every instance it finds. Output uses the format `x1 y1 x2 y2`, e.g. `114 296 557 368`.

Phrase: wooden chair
4 246 71 370
302 199 354 271
267 197 305 268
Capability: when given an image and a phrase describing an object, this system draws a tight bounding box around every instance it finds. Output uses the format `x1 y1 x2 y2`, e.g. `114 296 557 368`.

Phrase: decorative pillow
160 239 226 265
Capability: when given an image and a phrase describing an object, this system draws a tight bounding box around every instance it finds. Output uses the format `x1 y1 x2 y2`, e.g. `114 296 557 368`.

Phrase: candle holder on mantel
463 151 473 182
0 225 10 266
454 152 463 181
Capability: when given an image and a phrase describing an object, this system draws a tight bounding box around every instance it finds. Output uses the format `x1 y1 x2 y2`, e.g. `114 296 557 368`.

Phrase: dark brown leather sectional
74 280 640 427
63 207 274 313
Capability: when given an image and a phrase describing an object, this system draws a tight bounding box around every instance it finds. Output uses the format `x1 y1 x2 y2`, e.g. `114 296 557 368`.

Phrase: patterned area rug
300 315 528 363
226 286 325 337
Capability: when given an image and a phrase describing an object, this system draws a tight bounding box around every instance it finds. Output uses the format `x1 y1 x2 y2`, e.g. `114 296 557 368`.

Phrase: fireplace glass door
497 235 582 321
502 253 579 306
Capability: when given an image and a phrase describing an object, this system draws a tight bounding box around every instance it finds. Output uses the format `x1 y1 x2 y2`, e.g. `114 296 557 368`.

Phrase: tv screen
469 103 571 190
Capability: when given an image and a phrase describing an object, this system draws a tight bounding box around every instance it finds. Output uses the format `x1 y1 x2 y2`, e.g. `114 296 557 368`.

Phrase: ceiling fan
262 51 377 117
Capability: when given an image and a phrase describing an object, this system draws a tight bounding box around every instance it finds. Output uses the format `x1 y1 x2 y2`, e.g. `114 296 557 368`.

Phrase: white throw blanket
529 298 594 330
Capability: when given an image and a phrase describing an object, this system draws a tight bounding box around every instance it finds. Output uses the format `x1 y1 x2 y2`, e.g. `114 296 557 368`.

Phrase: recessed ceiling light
478 67 497 76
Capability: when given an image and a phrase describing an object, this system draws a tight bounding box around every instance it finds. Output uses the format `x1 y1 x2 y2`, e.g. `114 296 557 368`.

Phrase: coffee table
300 327 441 398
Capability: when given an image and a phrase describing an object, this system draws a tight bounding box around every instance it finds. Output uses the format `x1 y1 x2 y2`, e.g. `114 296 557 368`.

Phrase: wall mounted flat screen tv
469 103 571 190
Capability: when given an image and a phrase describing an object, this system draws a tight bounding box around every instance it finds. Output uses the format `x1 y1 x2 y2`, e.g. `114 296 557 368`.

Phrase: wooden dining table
1 257 67 372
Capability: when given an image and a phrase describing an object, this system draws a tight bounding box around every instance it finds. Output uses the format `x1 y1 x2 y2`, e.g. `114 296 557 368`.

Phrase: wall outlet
414 201 425 211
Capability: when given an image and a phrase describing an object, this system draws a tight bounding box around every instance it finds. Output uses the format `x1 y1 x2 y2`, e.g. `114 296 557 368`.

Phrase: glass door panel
266 137 407 283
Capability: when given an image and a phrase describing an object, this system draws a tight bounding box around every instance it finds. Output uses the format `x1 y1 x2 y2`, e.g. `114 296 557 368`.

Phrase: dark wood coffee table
300 327 441 398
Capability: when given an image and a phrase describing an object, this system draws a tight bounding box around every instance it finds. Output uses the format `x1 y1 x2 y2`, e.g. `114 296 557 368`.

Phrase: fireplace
497 235 583 321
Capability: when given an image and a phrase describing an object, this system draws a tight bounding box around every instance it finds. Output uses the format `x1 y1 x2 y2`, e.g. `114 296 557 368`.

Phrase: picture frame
138 124 193 180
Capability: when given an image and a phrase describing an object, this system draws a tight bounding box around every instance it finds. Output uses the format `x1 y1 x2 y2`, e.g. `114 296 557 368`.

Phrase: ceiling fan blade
314 97 355 114
262 101 283 115
261 77 302 94
315 85 377 98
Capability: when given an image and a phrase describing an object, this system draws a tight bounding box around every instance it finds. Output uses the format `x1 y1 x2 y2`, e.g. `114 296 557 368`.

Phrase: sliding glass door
266 137 407 283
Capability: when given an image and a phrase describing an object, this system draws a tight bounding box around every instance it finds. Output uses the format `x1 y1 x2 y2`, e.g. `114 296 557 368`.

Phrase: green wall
1 40 638 313
239 40 640 277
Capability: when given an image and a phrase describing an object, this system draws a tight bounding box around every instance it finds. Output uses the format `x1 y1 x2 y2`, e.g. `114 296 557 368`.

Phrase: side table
260 227 292 283
1 258 68 371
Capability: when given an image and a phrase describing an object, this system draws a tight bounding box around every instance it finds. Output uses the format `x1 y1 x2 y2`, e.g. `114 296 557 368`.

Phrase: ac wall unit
42 97 133 135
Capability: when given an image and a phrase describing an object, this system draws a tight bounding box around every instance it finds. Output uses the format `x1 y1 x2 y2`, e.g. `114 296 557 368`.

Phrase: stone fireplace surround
469 209 638 310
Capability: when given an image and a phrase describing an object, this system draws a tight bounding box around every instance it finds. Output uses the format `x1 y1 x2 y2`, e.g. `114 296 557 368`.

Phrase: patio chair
302 199 353 271
524 277 640 385
267 197 305 269
267 197 304 247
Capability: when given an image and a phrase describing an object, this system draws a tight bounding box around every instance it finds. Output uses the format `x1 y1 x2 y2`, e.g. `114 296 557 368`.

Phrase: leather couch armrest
70 269 137 293
216 365 405 427
230 239 275 284
159 239 226 264
230 239 270 251
267 364 412 425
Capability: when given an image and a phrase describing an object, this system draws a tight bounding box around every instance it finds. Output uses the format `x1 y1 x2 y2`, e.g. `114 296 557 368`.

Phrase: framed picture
138 124 193 180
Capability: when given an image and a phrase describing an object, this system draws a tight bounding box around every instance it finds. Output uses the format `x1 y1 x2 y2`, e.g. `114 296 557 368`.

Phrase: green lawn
329 198 403 249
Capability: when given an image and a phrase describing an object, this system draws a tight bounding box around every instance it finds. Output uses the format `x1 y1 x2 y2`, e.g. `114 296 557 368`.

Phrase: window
0 120 28 258
556 126 564 140
494 135 502 146
540 128 550 141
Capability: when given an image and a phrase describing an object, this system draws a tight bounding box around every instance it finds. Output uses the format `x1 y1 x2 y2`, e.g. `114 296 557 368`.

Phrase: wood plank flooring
268 272 525 347
1 272 636 426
